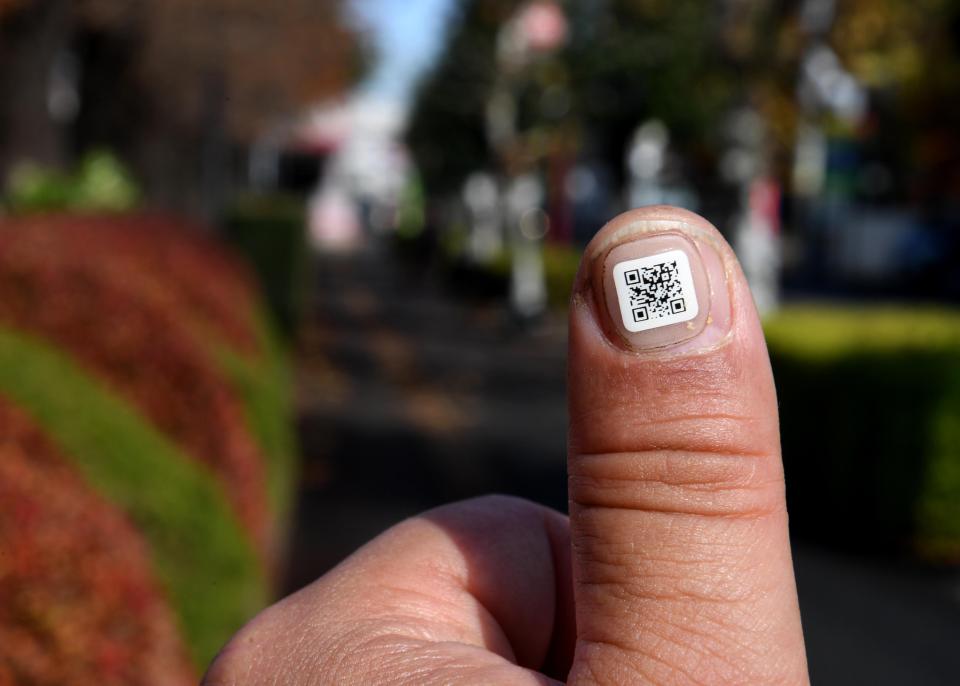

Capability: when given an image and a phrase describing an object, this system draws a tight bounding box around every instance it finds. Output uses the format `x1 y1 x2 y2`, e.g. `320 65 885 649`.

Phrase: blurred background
0 0 958 683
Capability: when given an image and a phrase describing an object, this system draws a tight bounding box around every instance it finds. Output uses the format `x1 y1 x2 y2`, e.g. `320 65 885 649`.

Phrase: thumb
566 207 808 685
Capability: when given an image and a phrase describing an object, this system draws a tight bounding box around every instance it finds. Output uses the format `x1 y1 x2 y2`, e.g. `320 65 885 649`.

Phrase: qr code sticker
613 249 699 333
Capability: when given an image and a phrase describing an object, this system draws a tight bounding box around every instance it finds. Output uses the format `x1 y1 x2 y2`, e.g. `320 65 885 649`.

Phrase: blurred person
205 207 808 685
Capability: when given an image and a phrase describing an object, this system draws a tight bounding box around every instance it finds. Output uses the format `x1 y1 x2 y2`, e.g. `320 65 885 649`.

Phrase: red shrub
0 213 261 354
0 217 270 552
0 397 195 686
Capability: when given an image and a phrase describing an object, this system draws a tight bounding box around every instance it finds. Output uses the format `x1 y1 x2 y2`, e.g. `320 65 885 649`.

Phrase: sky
347 0 457 106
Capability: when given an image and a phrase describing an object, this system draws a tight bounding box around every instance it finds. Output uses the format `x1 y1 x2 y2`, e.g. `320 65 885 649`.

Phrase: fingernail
592 227 732 352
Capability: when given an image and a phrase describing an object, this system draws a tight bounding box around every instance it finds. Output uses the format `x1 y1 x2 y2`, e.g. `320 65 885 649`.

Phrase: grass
0 327 267 669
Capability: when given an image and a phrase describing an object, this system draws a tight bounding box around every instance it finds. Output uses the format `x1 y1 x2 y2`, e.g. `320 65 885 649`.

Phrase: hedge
223 194 310 340
0 396 196 685
0 215 299 552
216 326 297 523
765 305 960 562
0 215 299 675
0 328 265 669
0 233 269 549
0 214 261 353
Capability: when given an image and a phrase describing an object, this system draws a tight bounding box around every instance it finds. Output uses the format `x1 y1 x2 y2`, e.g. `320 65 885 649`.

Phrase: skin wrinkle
652 611 782 683
575 574 758 608
576 636 710 686
572 516 780 574
572 550 772 608
381 643 469 685
367 533 524 648
375 643 454 685
407 647 563 686
569 418 778 458
320 627 529 685
569 446 785 519
568 340 774 455
569 407 766 441
322 621 424 671
570 521 765 570
647 617 754 676
571 461 776 495
362 640 507 685
572 449 777 482
571 521 802 685
592 353 743 398
330 637 444 685
572 499 787 524
568 476 785 519
343 505 538 662
375 586 513 657
573 410 765 429
578 603 771 686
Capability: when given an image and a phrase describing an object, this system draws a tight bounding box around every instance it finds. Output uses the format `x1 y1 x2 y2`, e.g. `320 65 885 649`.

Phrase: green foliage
396 173 426 240
483 242 581 308
541 243 582 307
215 309 298 522
407 0 799 197
223 194 310 339
764 306 960 562
5 150 140 213
409 0 960 209
407 0 507 195
564 0 739 154
0 328 266 668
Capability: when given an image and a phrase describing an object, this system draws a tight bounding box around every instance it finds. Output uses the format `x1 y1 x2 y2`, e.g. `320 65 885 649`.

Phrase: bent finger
204 495 575 685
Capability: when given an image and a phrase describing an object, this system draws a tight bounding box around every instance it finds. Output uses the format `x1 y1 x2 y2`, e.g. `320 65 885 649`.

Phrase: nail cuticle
584 219 726 264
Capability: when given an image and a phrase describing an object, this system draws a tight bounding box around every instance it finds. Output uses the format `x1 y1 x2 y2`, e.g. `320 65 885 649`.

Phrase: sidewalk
287 246 567 588
285 244 960 685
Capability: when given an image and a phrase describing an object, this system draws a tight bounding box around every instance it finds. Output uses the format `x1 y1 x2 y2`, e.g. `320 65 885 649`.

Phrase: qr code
613 249 698 332
623 260 687 323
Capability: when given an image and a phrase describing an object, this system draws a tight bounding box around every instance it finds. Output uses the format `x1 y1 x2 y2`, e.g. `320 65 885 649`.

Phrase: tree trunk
0 0 74 184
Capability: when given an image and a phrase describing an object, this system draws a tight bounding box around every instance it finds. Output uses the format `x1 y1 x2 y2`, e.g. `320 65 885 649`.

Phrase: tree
407 0 516 197
0 0 74 178
409 0 960 216
1 0 366 213
407 0 801 209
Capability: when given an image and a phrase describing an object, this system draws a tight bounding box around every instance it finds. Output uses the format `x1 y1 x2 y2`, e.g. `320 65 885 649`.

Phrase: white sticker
613 249 699 333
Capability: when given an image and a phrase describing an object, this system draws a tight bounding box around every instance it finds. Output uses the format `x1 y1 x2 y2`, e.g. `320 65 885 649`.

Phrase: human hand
204 207 809 685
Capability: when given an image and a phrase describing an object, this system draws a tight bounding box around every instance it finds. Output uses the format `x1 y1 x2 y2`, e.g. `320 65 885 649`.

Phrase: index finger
203 495 575 684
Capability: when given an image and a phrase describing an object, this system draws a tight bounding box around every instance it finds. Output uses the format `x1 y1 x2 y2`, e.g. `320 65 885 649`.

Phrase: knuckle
569 447 785 520
201 638 253 686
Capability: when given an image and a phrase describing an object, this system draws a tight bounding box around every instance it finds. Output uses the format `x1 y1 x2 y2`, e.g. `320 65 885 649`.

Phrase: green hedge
0 328 266 668
223 194 310 339
215 309 298 521
765 306 960 562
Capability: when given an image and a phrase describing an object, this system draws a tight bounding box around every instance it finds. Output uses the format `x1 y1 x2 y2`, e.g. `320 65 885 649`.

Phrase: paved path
285 245 960 685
